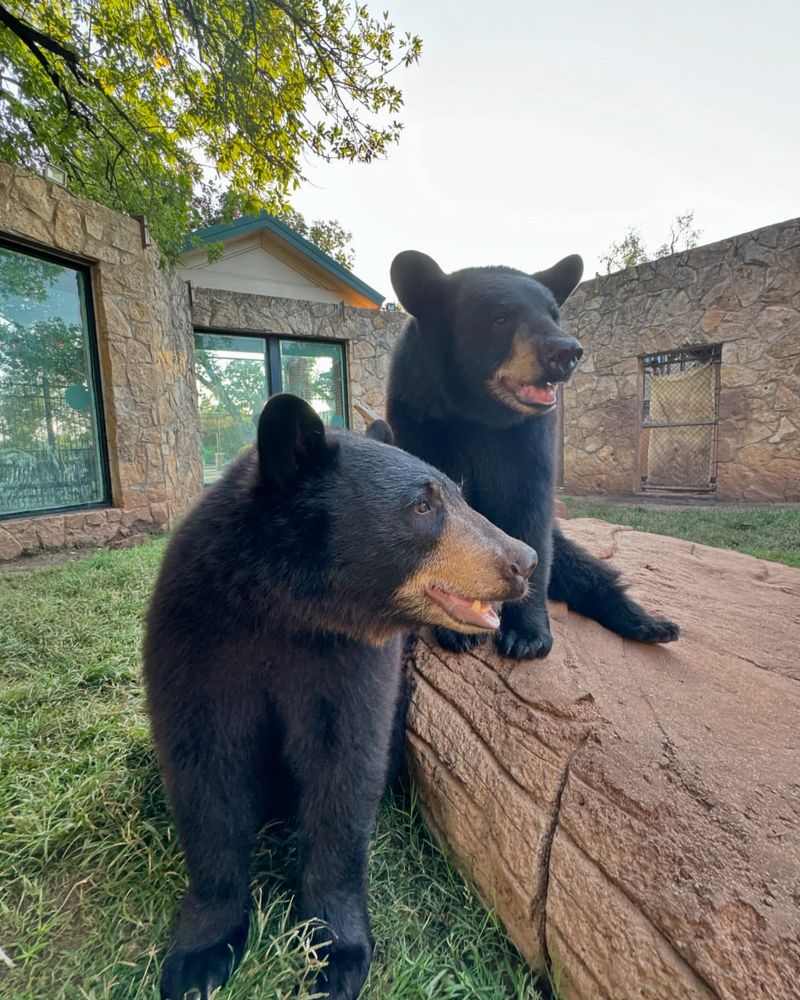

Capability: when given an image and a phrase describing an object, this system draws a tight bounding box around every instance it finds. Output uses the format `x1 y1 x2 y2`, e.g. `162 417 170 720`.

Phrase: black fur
387 252 680 659
144 394 534 999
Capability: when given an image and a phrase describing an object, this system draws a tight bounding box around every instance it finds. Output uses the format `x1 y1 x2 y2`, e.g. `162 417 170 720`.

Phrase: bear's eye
493 314 507 327
413 499 432 514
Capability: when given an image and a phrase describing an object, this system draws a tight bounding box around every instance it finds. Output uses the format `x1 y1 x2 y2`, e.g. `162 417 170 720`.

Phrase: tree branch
195 360 257 449
0 3 86 77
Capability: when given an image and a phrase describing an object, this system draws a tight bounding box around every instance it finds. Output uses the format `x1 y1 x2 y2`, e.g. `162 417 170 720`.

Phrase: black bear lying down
144 394 536 1000
387 250 680 659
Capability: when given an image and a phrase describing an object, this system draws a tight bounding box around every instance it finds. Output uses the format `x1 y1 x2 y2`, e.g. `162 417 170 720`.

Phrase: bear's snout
502 540 538 599
542 337 583 381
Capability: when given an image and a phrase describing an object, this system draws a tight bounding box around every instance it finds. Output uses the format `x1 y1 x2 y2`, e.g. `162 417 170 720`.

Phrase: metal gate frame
636 344 722 495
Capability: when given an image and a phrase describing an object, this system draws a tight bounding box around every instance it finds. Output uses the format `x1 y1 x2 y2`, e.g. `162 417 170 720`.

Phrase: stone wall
0 163 203 560
190 287 407 429
561 218 800 500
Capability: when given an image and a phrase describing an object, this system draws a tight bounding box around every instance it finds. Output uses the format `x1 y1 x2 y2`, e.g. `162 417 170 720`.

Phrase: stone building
4 160 797 561
0 164 404 559
561 218 800 501
0 162 202 560
179 214 404 485
179 212 384 308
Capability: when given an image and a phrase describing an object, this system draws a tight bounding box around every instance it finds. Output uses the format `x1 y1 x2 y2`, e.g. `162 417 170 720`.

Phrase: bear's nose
543 337 583 379
507 542 538 584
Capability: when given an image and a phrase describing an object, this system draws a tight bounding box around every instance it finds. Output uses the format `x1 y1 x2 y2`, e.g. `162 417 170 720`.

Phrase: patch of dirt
0 534 151 574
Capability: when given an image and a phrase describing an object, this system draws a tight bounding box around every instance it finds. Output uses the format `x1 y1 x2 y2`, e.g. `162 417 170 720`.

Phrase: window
195 332 347 484
0 242 108 518
638 344 722 494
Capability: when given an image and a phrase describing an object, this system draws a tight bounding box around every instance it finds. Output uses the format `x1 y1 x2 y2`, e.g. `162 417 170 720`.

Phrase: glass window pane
194 333 269 484
279 340 347 428
0 245 106 517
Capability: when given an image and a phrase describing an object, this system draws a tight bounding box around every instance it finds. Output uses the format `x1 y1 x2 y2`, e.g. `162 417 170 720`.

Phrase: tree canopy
601 212 703 274
0 0 421 261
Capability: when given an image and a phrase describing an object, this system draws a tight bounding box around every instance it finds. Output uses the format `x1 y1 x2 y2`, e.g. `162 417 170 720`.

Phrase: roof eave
183 213 384 307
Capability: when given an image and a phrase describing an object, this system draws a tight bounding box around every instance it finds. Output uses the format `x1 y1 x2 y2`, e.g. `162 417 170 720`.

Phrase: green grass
562 498 800 568
0 540 545 1000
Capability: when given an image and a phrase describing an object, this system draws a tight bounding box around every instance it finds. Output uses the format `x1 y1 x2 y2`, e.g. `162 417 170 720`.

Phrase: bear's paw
314 939 373 1000
159 916 248 1000
617 611 681 644
495 624 554 660
433 626 490 655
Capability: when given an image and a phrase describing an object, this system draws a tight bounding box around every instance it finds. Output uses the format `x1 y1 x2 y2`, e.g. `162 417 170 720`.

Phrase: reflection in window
0 245 106 517
194 334 270 484
194 333 348 485
279 340 347 429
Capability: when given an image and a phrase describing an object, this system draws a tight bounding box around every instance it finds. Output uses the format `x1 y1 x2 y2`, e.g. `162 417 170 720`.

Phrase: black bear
144 393 536 1000
386 250 679 659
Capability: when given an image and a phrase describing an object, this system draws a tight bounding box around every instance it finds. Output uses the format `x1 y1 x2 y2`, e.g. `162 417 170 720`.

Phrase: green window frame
0 238 109 519
194 331 348 484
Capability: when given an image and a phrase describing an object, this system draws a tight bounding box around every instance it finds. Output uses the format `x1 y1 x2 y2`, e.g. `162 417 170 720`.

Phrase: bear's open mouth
425 584 501 630
498 376 558 409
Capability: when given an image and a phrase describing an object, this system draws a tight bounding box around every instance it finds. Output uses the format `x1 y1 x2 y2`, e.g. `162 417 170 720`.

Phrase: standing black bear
386 250 679 659
144 393 536 1000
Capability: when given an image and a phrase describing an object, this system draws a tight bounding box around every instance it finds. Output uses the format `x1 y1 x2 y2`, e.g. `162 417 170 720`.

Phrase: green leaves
0 0 421 261
600 212 703 274
188 187 356 267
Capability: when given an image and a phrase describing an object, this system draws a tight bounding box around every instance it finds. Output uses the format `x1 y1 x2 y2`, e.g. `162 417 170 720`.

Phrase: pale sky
293 0 800 301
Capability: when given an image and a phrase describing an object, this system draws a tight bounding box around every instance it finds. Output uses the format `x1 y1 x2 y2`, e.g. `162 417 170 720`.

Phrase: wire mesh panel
638 345 721 493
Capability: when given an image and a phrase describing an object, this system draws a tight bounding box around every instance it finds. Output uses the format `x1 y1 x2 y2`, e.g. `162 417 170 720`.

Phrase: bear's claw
160 919 247 1000
626 615 680 644
495 625 554 660
433 626 489 654
314 940 373 1000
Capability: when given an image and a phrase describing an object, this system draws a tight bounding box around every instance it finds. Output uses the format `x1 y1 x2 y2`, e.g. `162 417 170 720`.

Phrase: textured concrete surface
407 518 800 1000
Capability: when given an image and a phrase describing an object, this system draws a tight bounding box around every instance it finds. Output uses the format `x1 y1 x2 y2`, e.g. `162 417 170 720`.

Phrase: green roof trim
183 212 384 306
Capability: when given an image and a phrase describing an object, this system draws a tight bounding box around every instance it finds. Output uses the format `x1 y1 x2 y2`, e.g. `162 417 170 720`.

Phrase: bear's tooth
471 600 483 612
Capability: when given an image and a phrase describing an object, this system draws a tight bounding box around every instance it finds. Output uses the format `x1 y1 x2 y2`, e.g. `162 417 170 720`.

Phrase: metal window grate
0 380 103 513
638 344 722 494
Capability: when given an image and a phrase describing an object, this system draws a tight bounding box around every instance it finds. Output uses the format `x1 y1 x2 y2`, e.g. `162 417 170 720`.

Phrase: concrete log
406 518 800 1000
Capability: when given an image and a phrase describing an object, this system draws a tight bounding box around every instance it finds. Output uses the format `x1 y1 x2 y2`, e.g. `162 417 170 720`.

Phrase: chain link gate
637 345 722 494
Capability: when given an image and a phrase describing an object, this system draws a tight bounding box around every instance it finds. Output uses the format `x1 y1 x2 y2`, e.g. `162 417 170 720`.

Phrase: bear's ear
257 393 329 490
531 254 584 305
365 418 394 446
390 250 448 317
